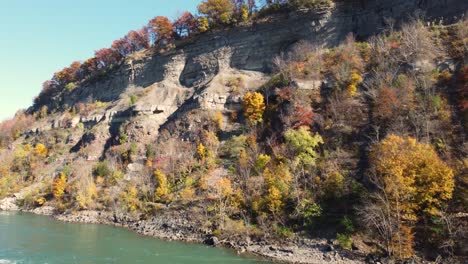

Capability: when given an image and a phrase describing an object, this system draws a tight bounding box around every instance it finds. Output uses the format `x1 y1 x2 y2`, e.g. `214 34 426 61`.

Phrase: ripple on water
0 259 17 264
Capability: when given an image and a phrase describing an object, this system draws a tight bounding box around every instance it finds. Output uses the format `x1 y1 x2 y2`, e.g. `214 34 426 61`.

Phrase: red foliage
174 12 197 38
148 16 174 45
95 47 122 68
125 29 150 51
292 105 314 129
80 58 98 77
53 61 82 84
278 87 294 101
111 38 132 57
374 87 401 119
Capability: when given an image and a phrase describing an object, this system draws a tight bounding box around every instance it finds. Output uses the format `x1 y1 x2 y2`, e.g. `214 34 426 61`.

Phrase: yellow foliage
212 111 224 130
254 154 271 172
266 186 282 214
242 92 266 125
370 135 455 220
34 143 48 158
180 187 196 201
217 177 233 199
35 197 46 206
324 170 345 197
263 164 292 214
198 17 209 32
347 71 363 97
122 185 139 211
154 170 170 202
390 225 415 259
197 143 206 160
75 179 98 209
52 173 67 199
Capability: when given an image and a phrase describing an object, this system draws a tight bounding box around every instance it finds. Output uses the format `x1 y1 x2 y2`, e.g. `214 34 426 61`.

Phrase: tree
347 71 363 97
80 57 98 77
52 173 67 199
154 170 170 202
374 87 401 120
198 17 210 32
284 126 323 168
124 29 150 51
370 135 454 219
174 12 197 38
111 38 132 57
367 135 455 258
291 105 314 129
95 48 122 68
198 0 235 26
197 143 206 161
148 16 174 45
263 163 292 215
242 92 266 124
34 143 48 158
53 61 82 85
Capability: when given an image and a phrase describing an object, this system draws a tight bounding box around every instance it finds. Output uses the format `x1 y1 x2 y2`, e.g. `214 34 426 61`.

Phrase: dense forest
0 0 467 263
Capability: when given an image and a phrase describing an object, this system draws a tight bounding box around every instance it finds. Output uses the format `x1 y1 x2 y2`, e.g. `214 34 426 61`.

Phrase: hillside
1 0 467 263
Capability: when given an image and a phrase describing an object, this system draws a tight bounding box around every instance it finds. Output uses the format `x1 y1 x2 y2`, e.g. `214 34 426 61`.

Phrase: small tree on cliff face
362 134 455 258
242 92 266 125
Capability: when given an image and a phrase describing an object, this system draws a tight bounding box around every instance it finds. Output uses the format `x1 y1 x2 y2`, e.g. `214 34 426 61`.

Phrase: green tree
284 126 323 168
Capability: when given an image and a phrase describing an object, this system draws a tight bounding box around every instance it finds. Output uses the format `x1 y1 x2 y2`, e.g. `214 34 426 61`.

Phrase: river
0 211 268 264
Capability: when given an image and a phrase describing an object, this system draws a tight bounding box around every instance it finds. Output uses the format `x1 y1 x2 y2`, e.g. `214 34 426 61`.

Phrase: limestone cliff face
30 0 466 135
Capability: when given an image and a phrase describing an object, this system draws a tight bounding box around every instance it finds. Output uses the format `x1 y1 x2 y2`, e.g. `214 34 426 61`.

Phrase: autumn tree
95 48 122 69
291 105 314 129
124 29 150 51
148 16 174 46
80 57 99 77
174 12 197 38
242 92 266 125
53 61 82 85
198 17 210 32
34 143 48 158
365 134 455 258
262 163 292 216
154 170 170 202
111 38 132 57
52 173 67 199
198 0 235 26
347 71 363 97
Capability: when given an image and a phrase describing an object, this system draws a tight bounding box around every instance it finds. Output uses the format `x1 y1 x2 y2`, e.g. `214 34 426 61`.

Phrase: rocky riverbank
1 196 364 264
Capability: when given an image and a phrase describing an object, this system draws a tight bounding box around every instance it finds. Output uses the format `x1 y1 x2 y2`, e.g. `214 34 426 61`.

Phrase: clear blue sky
0 0 200 121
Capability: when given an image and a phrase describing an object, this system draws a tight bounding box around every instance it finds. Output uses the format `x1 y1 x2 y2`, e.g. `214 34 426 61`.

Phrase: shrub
93 161 111 179
336 233 352 250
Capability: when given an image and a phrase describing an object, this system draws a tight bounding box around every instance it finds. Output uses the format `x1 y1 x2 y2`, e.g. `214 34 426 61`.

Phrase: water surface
0 211 267 264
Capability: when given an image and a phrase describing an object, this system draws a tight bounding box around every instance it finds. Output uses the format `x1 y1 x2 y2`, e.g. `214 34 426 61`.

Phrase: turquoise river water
0 211 268 264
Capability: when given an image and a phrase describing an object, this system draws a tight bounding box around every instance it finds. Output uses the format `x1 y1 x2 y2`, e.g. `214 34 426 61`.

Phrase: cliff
2 0 468 263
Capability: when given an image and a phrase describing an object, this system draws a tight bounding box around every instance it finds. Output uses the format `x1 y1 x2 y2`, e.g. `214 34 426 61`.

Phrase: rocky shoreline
1 196 364 264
